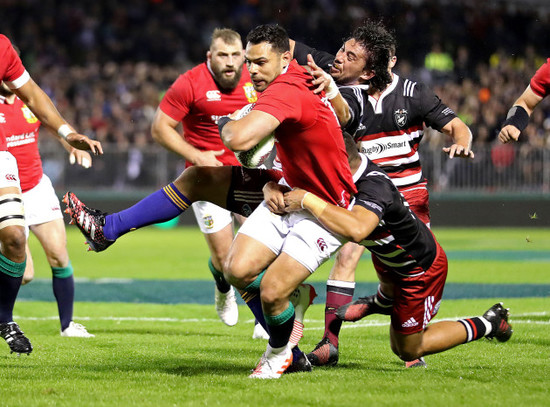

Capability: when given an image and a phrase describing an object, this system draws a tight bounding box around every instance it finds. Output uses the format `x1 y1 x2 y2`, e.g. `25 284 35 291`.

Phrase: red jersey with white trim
0 34 31 151
341 74 456 188
159 62 257 167
1 96 42 192
530 58 550 98
253 60 356 207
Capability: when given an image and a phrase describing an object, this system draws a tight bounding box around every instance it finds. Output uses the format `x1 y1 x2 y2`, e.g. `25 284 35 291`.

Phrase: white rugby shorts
192 200 233 234
0 151 21 190
22 174 63 228
237 201 346 273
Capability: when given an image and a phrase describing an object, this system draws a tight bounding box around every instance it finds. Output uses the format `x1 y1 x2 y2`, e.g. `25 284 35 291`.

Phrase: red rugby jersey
2 96 42 192
159 63 257 167
253 60 356 207
530 58 550 98
0 34 31 151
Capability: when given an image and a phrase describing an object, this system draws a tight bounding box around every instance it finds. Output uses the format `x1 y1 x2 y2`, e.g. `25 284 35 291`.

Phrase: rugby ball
233 103 275 168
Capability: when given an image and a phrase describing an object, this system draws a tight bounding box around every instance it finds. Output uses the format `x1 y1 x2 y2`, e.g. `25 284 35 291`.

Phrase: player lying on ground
281 135 512 363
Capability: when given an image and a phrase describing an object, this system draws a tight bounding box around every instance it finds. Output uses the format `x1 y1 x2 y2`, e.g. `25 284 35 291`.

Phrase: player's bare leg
0 186 32 354
201 222 239 326
389 303 512 361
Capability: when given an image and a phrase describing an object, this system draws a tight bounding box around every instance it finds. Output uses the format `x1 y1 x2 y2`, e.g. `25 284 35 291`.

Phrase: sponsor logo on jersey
359 134 412 160
6 132 37 148
394 108 408 128
402 317 419 328
243 82 257 103
206 90 221 102
316 237 328 253
22 105 38 123
0 113 5 123
5 174 18 181
202 215 214 229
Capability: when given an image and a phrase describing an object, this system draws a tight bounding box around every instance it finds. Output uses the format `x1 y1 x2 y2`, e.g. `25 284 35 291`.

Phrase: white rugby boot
61 321 95 338
215 286 239 326
249 344 293 379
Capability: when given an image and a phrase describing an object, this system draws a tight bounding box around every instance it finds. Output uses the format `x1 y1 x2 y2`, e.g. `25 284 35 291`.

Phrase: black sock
0 272 22 323
53 275 75 331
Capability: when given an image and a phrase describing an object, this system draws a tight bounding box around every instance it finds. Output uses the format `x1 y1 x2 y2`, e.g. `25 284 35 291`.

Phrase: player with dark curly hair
291 20 474 368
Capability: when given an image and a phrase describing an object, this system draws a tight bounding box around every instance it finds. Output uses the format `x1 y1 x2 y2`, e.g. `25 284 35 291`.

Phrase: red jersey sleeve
159 73 194 122
0 35 29 88
530 58 550 98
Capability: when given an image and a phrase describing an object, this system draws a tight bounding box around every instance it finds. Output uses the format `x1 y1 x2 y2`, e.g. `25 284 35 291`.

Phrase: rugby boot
249 344 293 379
483 302 513 342
0 322 32 355
214 286 238 326
306 336 339 367
63 192 114 252
284 347 312 374
336 294 392 322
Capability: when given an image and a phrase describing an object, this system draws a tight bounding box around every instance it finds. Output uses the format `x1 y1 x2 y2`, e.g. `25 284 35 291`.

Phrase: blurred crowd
2 0 550 188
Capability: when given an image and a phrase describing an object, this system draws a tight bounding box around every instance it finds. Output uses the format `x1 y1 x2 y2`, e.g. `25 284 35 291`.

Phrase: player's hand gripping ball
233 103 275 168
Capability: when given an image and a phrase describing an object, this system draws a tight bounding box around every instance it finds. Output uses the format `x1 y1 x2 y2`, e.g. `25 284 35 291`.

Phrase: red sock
324 280 355 347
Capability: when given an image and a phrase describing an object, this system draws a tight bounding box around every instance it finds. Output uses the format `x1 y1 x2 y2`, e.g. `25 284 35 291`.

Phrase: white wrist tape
57 124 74 139
324 74 339 100
300 192 310 209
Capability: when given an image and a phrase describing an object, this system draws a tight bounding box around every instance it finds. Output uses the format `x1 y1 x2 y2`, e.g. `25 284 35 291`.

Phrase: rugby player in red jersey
499 57 550 143
2 82 94 338
151 28 259 330
283 134 512 366
0 34 102 354
291 21 473 367
218 24 356 379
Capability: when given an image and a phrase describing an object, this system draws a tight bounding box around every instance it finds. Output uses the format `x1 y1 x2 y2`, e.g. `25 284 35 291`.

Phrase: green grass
6 227 548 406
27 226 550 283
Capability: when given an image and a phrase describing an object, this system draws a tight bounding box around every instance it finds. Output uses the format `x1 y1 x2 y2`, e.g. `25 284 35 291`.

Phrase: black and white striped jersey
340 75 456 187
293 41 456 188
353 154 438 276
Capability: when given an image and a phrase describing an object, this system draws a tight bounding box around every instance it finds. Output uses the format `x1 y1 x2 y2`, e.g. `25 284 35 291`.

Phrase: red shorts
373 242 448 335
399 183 430 226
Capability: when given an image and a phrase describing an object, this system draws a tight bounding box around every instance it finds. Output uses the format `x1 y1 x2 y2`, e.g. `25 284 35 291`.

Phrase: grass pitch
1 227 548 406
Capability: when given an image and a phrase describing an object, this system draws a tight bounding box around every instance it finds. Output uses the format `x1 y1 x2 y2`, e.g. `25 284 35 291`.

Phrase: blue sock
104 183 191 240
52 264 75 331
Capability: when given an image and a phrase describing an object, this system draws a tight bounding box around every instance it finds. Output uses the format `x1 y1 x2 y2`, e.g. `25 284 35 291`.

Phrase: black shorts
226 167 282 217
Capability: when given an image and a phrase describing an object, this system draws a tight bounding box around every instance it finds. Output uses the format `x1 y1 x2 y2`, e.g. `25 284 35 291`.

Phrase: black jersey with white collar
353 154 438 275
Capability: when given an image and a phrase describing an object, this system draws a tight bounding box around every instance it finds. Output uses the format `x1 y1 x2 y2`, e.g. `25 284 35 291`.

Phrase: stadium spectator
283 134 513 365
498 58 550 143
0 34 101 355
2 81 94 338
150 28 261 333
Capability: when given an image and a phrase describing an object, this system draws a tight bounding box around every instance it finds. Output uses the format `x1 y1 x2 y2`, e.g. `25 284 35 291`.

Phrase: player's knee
223 255 252 289
258 284 281 307
176 166 214 198
0 226 27 261
44 249 69 269
393 343 423 361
